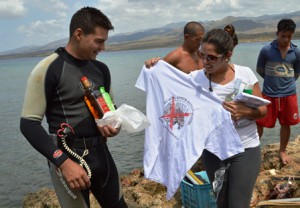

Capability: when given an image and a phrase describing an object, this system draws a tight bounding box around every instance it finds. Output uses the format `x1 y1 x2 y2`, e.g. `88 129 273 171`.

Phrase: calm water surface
1 41 300 207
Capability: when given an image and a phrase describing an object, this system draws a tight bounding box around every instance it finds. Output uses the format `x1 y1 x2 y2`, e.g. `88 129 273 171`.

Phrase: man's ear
74 28 84 41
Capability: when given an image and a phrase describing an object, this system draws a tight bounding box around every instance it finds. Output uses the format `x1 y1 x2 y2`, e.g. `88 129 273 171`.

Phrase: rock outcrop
23 137 300 208
250 136 300 207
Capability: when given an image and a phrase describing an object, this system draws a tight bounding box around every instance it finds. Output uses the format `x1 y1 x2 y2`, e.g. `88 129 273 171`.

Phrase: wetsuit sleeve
20 55 68 167
256 46 267 78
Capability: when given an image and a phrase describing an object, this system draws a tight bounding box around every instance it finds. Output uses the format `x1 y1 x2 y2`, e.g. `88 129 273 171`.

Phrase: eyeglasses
199 52 223 63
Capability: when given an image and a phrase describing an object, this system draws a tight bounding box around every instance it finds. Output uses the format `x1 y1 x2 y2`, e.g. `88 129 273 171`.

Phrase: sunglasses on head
199 52 223 63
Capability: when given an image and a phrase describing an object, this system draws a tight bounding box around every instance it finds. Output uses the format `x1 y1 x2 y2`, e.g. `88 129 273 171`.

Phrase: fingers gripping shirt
135 60 244 200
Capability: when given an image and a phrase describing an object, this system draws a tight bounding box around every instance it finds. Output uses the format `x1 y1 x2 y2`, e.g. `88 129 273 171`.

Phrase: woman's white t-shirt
190 64 260 148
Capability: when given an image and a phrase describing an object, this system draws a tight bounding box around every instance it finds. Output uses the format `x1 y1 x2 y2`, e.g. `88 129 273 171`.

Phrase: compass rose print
160 96 194 139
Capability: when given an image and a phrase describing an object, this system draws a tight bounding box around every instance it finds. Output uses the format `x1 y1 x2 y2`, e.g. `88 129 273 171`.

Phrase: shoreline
0 36 295 61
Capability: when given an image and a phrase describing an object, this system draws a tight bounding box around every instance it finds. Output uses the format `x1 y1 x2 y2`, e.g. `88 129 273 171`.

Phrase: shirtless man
146 21 205 73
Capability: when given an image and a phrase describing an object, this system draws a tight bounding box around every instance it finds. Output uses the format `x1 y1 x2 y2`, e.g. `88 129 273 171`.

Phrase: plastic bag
212 163 230 206
96 104 151 133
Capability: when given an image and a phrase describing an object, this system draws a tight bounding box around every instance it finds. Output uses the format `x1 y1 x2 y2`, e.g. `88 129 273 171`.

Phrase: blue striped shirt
256 40 300 97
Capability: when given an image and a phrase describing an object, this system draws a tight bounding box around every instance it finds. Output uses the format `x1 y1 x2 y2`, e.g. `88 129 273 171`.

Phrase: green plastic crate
180 171 217 208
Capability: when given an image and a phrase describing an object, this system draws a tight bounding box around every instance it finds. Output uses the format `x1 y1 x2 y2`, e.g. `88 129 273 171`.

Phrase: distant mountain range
1 11 300 59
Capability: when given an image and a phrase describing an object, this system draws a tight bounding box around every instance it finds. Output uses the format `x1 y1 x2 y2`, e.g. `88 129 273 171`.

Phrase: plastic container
180 171 217 208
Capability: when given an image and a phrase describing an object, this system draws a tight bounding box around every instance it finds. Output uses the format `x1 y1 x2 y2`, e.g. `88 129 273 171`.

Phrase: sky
1 0 300 52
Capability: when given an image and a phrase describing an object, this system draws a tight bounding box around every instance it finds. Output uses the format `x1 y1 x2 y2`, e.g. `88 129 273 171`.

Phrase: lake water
1 41 300 207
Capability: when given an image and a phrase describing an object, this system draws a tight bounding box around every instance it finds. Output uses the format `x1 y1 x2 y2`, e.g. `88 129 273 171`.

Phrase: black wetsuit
20 48 127 208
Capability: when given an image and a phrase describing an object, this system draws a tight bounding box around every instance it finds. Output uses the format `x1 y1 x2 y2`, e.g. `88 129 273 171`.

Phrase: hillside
1 11 300 59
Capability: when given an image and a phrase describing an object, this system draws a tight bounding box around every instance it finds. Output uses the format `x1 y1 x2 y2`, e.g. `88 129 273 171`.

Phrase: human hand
59 158 91 190
144 57 161 68
222 101 252 121
97 125 121 137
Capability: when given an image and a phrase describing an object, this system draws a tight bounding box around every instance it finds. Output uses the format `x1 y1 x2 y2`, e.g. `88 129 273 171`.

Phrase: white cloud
2 0 300 51
0 0 27 18
13 0 71 46
46 0 69 18
26 0 69 18
49 0 68 10
17 19 68 46
99 0 300 34
229 0 239 9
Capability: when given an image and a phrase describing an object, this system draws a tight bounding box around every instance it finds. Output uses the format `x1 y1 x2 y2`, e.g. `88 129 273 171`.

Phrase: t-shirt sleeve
293 47 300 75
248 67 259 85
238 65 258 86
135 64 151 92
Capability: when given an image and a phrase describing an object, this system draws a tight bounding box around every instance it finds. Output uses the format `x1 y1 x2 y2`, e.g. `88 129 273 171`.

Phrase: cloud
0 0 27 18
96 0 300 34
94 0 193 33
2 0 300 52
17 19 68 46
44 0 69 18
14 0 71 46
26 0 69 18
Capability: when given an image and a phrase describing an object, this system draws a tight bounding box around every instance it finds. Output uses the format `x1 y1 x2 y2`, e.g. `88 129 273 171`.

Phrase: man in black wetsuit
20 7 128 208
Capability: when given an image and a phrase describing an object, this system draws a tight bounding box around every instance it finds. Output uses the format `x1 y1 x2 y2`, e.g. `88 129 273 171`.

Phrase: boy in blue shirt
256 18 300 165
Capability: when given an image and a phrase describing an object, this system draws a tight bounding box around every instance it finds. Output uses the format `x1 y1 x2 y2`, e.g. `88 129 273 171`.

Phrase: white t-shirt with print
135 60 244 200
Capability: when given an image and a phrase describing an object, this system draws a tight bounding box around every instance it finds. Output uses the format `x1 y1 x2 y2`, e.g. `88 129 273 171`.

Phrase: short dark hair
202 29 234 54
277 18 296 33
69 7 114 37
184 21 205 36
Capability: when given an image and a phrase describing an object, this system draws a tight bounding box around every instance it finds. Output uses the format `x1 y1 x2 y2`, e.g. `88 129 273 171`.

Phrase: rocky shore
23 136 300 208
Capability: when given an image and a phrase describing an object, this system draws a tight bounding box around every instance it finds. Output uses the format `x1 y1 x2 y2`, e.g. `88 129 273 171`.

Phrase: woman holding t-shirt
190 28 267 208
